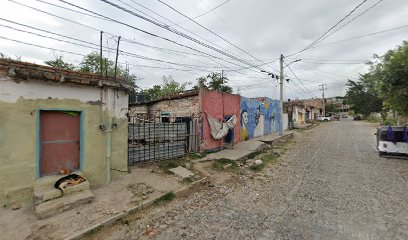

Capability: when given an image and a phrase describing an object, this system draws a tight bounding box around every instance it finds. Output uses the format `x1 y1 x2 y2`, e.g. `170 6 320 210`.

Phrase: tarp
206 114 237 140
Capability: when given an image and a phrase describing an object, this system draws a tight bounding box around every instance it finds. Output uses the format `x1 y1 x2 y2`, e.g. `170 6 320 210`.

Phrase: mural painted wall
240 97 281 140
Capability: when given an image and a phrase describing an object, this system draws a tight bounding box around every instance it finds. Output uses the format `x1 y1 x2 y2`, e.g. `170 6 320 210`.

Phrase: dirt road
88 120 408 239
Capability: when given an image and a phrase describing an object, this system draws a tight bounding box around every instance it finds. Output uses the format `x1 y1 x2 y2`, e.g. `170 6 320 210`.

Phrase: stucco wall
148 96 199 117
0 77 128 205
200 89 240 151
240 97 281 140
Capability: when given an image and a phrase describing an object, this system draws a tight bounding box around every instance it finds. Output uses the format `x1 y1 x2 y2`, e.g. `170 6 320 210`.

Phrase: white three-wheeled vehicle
376 125 408 158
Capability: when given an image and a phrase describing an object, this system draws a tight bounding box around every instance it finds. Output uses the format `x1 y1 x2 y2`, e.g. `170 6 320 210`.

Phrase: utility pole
319 84 327 116
221 70 224 85
100 31 103 76
114 36 121 80
279 54 284 136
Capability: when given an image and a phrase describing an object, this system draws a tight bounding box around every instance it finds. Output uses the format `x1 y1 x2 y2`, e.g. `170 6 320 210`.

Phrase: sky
0 0 407 100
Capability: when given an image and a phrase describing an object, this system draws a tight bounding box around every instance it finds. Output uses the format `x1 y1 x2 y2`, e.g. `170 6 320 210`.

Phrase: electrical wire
54 0 274 77
155 0 277 72
173 0 233 26
318 0 385 44
310 24 408 49
286 0 369 57
284 60 316 98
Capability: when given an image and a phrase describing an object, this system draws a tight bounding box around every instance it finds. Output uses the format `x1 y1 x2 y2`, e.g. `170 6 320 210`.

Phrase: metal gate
128 115 199 165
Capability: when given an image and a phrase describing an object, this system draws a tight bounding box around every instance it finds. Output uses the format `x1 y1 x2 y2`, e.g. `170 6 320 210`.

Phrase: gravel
88 120 408 240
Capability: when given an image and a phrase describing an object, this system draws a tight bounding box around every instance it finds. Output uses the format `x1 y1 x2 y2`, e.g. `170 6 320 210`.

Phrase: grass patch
212 158 238 171
182 176 195 184
383 119 398 126
245 151 262 160
158 159 188 174
249 153 280 172
187 152 208 160
154 192 176 205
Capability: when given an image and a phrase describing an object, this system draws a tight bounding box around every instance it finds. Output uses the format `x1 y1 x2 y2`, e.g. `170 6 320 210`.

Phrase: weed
249 152 280 172
245 151 262 159
212 158 238 171
154 192 176 205
158 159 187 174
249 164 263 171
187 152 208 160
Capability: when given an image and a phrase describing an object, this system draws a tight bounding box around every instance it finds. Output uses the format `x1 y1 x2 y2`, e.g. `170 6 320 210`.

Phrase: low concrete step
33 171 90 205
34 189 94 219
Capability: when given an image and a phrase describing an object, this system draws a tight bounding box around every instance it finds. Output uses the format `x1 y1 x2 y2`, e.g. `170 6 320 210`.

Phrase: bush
154 192 176 205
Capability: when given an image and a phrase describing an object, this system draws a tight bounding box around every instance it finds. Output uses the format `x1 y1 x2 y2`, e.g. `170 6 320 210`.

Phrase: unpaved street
89 120 408 240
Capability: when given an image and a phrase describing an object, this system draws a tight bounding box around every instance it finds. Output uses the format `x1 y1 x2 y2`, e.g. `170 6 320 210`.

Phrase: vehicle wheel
324 119 328 122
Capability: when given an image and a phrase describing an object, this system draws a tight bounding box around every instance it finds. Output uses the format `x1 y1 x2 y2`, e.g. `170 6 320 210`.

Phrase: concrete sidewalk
0 166 193 240
199 131 294 161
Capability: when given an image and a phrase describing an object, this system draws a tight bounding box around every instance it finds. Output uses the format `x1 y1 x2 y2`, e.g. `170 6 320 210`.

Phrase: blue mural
240 97 281 140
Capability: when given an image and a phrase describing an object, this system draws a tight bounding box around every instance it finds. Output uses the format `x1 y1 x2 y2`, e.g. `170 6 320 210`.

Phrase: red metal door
40 111 80 176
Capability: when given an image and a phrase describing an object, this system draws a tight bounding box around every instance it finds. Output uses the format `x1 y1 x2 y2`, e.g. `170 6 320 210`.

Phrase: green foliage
143 75 189 101
44 52 140 84
44 56 75 70
158 159 187 174
44 53 140 102
326 103 340 113
154 192 176 205
345 78 382 117
187 152 208 160
366 41 408 116
212 159 238 171
193 72 233 93
249 153 279 172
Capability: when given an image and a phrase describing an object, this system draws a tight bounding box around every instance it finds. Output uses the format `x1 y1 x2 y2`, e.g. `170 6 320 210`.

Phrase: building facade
0 59 132 205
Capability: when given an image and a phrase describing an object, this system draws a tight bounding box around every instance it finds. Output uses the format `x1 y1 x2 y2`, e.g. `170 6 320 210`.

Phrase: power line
173 0 233 26
286 0 369 57
318 0 385 43
310 24 408 49
155 0 275 71
0 23 232 72
55 0 274 76
0 36 86 57
283 60 316 98
8 0 266 76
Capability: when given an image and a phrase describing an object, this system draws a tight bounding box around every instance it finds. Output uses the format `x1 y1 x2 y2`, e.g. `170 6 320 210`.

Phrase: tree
193 72 233 93
365 41 408 116
44 53 141 102
143 75 189 101
44 56 75 70
326 103 340 113
345 79 382 118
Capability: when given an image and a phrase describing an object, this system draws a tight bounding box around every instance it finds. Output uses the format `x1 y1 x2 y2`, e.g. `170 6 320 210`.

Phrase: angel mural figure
254 106 265 137
240 109 249 141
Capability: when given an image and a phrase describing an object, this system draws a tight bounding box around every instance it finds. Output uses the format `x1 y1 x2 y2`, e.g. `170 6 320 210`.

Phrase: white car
317 115 331 121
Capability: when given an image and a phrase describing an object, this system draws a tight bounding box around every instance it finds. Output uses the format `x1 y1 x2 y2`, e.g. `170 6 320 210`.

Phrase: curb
65 176 207 240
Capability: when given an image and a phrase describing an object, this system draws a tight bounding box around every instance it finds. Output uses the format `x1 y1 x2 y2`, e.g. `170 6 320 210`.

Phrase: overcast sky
1 0 407 99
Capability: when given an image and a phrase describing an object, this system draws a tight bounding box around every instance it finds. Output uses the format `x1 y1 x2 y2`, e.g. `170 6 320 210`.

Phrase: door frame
35 109 84 178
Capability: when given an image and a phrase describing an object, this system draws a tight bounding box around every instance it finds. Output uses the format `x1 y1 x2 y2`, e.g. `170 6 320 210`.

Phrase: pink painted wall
200 89 241 151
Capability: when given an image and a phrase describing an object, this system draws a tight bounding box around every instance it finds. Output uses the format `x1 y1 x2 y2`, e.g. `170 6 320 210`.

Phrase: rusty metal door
40 111 80 176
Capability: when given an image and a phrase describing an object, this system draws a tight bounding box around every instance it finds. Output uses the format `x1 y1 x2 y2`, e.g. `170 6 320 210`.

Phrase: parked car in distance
341 114 348 118
353 115 362 120
317 115 331 121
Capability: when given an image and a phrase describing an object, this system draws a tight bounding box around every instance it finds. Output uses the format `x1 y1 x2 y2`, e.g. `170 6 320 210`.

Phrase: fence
128 115 200 165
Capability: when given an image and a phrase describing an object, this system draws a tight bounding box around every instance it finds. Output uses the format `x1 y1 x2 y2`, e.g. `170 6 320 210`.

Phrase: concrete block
254 160 263 166
168 166 195 179
34 189 94 219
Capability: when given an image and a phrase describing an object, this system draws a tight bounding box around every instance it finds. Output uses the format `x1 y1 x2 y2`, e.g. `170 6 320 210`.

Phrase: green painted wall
0 98 128 206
